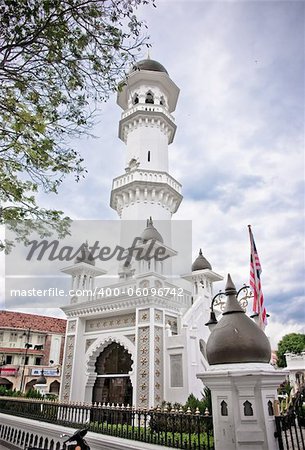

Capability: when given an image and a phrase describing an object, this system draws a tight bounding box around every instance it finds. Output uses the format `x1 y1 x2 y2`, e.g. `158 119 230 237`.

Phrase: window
132 94 139 105
145 91 154 104
243 400 253 416
10 332 17 342
148 151 151 162
25 356 29 365
221 400 228 416
0 332 3 342
268 400 274 416
5 355 13 364
35 357 42 366
37 335 45 343
170 354 183 387
160 96 165 106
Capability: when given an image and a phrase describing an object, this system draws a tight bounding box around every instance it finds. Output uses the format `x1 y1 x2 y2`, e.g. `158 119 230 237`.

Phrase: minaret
61 242 106 304
110 58 182 221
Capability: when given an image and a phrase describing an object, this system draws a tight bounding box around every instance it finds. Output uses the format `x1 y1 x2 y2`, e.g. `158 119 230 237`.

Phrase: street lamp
205 285 253 331
19 328 32 392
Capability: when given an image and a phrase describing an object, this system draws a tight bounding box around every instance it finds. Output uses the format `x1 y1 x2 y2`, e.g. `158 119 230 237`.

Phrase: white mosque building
60 58 224 408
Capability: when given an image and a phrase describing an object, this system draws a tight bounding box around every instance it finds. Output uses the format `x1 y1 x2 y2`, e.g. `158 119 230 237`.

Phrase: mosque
59 57 224 408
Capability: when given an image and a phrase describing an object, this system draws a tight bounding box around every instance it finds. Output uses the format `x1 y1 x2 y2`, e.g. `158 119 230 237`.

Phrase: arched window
243 400 254 416
133 94 139 105
160 96 165 106
221 400 228 416
145 91 154 104
268 400 274 416
148 151 151 162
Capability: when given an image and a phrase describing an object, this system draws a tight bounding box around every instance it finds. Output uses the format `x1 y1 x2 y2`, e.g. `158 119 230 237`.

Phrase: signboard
0 368 17 376
31 368 60 377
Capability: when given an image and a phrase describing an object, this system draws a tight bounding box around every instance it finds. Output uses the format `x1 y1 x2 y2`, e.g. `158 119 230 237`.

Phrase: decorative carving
68 320 77 333
139 280 149 288
85 313 135 332
61 335 75 401
125 334 136 344
155 280 162 289
86 335 135 378
85 338 96 352
154 309 163 324
137 327 149 409
139 309 150 323
154 326 163 405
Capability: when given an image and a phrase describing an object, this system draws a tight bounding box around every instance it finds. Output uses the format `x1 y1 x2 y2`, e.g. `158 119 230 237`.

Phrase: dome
131 59 168 75
192 249 212 271
75 241 95 266
141 217 164 243
206 274 271 365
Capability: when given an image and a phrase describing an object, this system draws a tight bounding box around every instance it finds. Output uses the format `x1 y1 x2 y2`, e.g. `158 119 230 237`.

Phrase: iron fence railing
275 413 305 450
0 397 214 450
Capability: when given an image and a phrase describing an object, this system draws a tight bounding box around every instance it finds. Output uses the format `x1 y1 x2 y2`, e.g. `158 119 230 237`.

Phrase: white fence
0 412 165 450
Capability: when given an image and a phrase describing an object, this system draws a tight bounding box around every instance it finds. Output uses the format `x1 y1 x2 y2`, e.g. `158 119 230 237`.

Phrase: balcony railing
112 169 182 194
0 397 214 450
121 104 175 123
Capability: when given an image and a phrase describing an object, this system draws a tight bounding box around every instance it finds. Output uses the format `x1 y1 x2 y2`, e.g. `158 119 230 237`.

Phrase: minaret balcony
121 103 175 123
112 169 182 194
119 105 177 144
110 169 183 217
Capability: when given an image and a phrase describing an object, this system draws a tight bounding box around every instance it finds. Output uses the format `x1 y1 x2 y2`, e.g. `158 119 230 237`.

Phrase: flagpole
248 224 267 329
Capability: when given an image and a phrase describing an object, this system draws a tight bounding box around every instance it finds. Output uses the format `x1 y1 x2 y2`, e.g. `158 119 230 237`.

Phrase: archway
92 342 133 405
49 380 60 395
0 378 13 390
25 379 37 393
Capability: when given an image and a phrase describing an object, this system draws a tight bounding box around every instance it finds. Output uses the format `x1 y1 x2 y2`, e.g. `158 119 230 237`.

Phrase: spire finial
147 48 151 60
225 273 237 295
199 248 202 256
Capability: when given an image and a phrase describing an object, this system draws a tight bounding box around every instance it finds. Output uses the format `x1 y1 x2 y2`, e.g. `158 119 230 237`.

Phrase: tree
0 0 154 250
276 333 305 368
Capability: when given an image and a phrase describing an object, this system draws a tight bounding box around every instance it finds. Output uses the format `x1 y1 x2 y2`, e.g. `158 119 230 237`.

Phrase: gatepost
197 274 287 450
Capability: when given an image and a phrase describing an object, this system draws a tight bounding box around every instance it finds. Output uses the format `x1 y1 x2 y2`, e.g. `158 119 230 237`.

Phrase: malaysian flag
248 225 267 327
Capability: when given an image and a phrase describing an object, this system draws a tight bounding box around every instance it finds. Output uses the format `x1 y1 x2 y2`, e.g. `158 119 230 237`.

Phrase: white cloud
1 1 304 349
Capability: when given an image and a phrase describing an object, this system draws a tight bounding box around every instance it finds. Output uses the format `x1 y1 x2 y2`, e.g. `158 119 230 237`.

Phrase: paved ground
0 440 20 449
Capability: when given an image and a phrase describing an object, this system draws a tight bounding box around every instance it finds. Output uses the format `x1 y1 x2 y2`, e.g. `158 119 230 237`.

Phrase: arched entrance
25 379 37 393
92 342 133 405
0 377 13 390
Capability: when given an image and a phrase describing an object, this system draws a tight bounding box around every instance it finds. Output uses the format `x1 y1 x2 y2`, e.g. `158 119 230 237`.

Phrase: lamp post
205 285 253 331
19 328 32 392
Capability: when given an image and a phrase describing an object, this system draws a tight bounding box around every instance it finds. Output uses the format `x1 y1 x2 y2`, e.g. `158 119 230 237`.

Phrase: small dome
141 217 163 243
131 59 168 75
75 241 95 266
206 274 271 365
35 371 47 385
192 249 212 271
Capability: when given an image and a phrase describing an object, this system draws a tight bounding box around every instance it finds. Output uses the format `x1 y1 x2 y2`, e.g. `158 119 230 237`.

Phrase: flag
248 225 267 326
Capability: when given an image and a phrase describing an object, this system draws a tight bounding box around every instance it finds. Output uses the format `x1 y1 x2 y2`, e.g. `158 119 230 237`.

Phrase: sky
1 0 304 348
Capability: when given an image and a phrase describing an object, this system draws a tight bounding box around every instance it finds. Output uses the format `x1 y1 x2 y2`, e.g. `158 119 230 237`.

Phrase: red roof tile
0 310 66 334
